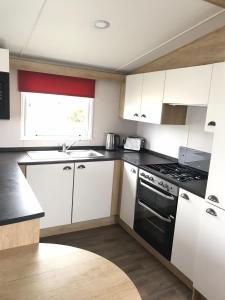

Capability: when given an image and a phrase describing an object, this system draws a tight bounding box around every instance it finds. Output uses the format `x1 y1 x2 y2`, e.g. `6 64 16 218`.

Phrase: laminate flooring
41 224 192 300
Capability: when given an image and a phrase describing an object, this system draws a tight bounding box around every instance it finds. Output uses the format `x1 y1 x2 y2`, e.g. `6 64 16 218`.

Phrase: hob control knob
140 173 145 177
149 177 154 181
159 181 163 186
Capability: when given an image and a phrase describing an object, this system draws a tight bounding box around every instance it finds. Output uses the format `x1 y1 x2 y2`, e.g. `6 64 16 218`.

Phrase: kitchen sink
65 149 104 158
27 150 104 160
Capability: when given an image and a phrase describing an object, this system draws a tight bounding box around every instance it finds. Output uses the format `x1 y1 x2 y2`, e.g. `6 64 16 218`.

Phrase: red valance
18 70 95 98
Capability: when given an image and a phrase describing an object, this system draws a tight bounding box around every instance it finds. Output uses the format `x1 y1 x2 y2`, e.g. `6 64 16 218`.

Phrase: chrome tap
61 135 82 152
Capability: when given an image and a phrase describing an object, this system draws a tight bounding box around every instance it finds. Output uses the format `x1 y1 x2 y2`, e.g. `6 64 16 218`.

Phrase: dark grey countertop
0 148 207 226
0 152 44 226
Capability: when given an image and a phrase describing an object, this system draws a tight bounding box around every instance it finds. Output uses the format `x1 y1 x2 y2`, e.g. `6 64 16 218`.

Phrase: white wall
0 69 136 147
137 106 213 158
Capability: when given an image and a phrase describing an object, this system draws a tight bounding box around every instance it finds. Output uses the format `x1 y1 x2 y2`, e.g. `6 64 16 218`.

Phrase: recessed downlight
94 20 110 29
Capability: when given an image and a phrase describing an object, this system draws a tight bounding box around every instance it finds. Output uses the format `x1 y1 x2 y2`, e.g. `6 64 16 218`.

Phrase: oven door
134 179 178 260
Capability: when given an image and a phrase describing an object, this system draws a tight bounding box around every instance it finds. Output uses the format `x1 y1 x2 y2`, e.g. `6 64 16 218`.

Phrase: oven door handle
140 180 175 201
138 200 172 223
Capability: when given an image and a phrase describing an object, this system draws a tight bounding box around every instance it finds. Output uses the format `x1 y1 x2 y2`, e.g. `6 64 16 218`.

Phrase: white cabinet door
171 189 203 281
194 203 225 300
205 125 225 210
163 65 212 105
205 62 225 133
72 161 114 222
140 71 165 124
0 49 9 72
123 74 143 121
27 163 74 229
120 162 138 228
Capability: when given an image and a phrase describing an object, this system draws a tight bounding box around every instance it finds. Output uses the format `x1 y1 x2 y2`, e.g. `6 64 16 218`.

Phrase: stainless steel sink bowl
66 150 104 158
27 150 104 160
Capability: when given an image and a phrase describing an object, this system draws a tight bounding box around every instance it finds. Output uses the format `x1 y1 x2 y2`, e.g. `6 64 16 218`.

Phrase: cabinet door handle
63 166 72 171
77 165 85 169
141 114 146 118
180 193 189 200
208 195 219 203
206 208 217 217
131 168 136 174
133 113 139 117
208 121 216 126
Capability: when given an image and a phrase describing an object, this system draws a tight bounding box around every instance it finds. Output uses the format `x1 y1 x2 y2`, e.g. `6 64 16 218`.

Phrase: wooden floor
41 225 192 300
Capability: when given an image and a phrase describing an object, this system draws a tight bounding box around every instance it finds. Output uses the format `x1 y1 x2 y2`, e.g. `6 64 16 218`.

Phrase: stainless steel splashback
178 147 211 173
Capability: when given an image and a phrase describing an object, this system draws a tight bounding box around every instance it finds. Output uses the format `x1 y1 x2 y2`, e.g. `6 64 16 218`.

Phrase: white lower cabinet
193 202 225 300
27 163 74 229
120 162 138 228
171 189 203 281
72 161 114 222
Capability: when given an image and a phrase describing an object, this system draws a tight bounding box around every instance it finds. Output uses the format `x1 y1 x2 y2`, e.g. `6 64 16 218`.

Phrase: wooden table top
0 243 141 300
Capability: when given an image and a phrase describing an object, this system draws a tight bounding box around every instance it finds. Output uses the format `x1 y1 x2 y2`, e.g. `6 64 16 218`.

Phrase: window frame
20 92 94 141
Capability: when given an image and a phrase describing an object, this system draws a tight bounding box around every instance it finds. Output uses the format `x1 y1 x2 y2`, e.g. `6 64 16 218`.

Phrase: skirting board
118 218 193 290
40 216 117 238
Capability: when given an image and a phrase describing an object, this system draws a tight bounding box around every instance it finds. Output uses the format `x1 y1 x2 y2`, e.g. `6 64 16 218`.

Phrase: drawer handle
131 168 136 174
180 193 189 200
208 195 219 203
141 114 146 118
208 121 216 126
63 166 72 171
133 113 139 117
206 208 217 217
77 165 85 169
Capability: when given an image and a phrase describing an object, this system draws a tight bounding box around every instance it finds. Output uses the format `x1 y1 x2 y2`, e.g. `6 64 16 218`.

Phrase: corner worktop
0 148 207 226
0 152 44 226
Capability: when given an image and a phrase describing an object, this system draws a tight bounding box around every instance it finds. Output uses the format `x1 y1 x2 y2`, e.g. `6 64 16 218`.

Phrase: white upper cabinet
0 49 9 72
123 71 172 124
171 189 203 281
205 62 225 133
194 203 225 300
72 161 114 223
27 163 74 229
123 74 143 121
163 65 213 105
120 162 138 228
140 71 166 124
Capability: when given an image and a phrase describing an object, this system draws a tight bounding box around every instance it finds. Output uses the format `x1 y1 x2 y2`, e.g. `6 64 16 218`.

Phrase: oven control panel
139 169 178 197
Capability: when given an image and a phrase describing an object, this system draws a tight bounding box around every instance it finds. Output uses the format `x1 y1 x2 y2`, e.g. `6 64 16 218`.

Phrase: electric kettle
105 133 120 150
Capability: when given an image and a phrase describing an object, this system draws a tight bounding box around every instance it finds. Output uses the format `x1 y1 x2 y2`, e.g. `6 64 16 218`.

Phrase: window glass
21 92 93 140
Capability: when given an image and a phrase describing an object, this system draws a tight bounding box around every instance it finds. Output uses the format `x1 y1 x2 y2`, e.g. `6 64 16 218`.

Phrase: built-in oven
134 169 178 260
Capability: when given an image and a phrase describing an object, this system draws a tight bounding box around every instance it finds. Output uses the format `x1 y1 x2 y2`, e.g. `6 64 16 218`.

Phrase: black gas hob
142 163 208 182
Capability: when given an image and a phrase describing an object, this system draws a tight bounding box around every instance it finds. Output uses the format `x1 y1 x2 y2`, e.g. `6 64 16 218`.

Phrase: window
21 92 93 140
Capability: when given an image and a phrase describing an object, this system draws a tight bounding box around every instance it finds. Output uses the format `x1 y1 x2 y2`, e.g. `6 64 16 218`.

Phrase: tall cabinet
194 62 225 300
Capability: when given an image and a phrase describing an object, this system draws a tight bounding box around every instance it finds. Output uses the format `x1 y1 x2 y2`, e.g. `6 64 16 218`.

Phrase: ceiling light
94 20 110 29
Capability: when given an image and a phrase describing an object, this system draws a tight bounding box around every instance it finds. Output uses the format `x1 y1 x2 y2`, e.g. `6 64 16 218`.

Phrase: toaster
124 136 145 151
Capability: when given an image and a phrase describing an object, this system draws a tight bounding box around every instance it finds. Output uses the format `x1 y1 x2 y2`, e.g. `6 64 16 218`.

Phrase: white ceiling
0 0 225 72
